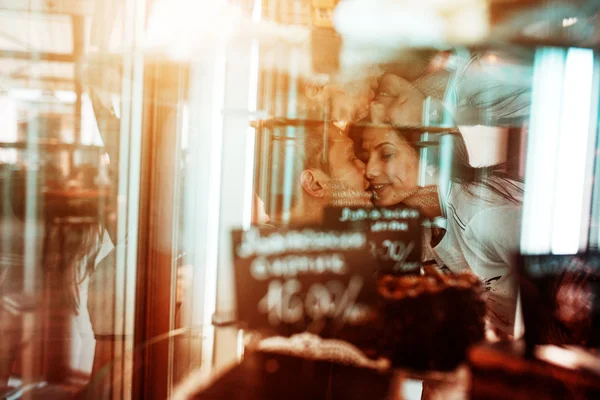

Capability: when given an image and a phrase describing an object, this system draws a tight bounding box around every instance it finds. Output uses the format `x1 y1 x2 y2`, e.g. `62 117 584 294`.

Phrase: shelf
251 118 460 133
0 141 104 151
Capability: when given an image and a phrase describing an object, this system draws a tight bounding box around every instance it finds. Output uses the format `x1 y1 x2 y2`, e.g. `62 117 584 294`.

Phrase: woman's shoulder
447 180 522 255
453 177 523 207
94 229 115 268
447 178 523 226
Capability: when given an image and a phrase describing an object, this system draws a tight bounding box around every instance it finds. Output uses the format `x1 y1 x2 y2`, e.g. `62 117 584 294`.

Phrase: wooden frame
0 0 92 16
132 60 188 400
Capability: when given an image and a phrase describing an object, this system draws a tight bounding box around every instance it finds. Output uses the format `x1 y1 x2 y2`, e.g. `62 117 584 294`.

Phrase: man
287 123 372 226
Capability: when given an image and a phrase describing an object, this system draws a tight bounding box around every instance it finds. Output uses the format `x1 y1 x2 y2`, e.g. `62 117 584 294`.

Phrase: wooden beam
2 77 74 92
7 74 73 84
0 50 75 62
0 0 92 16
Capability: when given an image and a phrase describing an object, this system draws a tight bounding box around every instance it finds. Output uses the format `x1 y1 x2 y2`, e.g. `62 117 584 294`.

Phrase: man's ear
300 169 327 198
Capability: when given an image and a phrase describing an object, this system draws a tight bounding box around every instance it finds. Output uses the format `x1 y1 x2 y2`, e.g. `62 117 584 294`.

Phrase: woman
350 73 524 338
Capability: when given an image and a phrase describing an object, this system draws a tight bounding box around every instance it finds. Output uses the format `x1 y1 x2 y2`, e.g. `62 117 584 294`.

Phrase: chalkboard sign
323 206 422 275
519 253 600 352
232 227 378 336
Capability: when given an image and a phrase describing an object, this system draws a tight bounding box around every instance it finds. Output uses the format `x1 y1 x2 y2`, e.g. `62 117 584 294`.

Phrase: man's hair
281 122 339 211
293 122 340 176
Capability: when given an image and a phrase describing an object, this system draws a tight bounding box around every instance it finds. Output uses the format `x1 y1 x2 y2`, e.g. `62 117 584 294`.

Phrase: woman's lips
369 183 389 200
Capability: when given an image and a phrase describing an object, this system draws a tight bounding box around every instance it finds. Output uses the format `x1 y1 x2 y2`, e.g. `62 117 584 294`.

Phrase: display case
1 1 599 399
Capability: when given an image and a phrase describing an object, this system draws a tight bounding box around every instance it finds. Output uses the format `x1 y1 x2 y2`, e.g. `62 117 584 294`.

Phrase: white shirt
427 181 523 335
70 229 115 372
86 231 121 336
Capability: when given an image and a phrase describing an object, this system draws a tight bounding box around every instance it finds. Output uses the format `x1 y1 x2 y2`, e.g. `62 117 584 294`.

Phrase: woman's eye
381 153 393 160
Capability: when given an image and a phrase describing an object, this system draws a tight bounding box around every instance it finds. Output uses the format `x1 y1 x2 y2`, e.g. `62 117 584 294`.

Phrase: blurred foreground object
469 342 600 400
173 350 393 400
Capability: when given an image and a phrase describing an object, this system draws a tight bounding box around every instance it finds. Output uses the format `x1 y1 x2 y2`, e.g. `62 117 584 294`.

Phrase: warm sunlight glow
145 0 241 59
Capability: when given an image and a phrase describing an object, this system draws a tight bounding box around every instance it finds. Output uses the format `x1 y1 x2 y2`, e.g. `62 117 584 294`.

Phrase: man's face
370 73 425 126
325 132 371 207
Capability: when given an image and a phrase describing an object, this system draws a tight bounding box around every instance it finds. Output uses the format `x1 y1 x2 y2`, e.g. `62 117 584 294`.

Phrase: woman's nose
365 159 380 180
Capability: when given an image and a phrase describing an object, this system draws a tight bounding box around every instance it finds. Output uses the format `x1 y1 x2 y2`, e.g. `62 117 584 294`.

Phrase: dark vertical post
133 60 188 400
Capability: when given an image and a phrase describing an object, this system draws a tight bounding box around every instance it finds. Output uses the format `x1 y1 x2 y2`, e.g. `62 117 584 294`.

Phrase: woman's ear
300 169 326 198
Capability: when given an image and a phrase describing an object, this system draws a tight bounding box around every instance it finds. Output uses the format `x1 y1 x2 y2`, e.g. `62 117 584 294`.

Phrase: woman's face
360 127 420 206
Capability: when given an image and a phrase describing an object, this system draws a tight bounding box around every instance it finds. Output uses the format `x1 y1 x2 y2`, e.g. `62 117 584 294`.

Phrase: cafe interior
1 0 600 399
